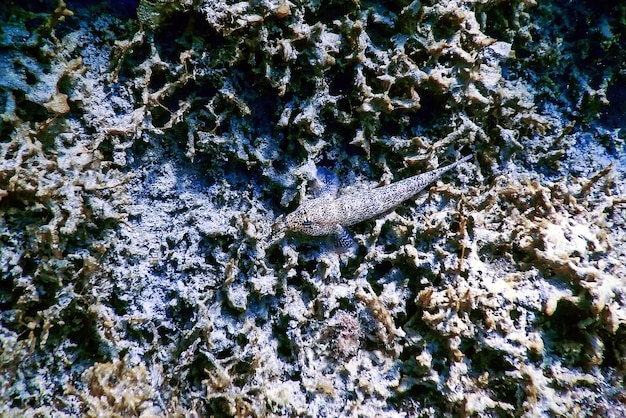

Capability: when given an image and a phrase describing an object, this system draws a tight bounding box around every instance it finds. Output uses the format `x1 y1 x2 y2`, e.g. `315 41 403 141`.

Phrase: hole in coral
328 67 354 96
601 78 626 133
153 11 193 63
266 244 285 268
487 375 523 409
149 105 171 128
0 275 19 310
149 66 169 93
18 0 56 13
116 40 151 83
539 298 588 367
206 397 235 418
107 0 140 20
509 308 522 322
62 300 109 362
372 260 393 280
14 97 48 122
24 69 37 86
25 17 44 31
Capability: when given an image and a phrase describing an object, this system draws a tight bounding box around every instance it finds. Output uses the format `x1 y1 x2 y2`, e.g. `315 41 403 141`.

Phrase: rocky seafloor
1 0 625 416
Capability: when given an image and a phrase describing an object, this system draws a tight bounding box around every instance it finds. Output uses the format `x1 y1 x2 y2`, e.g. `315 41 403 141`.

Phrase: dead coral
79 359 161 418
400 160 626 413
3 0 626 416
328 310 362 358
0 2 132 413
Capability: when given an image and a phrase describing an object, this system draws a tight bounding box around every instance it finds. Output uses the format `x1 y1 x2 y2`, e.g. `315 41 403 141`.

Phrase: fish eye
303 220 312 226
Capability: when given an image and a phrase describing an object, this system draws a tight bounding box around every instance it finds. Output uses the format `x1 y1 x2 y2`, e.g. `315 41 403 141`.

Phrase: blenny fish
274 154 473 248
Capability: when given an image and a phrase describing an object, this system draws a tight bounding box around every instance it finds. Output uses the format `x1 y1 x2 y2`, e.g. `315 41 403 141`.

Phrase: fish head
283 205 323 236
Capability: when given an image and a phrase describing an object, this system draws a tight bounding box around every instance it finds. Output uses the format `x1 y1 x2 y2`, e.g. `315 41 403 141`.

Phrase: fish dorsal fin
313 167 339 199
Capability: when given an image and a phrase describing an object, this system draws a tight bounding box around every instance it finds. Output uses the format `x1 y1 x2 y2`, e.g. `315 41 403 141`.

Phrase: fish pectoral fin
313 167 339 199
334 225 356 250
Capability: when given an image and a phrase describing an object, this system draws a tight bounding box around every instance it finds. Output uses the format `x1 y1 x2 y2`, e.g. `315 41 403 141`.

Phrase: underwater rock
1 0 625 416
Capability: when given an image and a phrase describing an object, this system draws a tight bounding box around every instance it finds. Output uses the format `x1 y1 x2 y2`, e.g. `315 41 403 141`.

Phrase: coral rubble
1 0 625 416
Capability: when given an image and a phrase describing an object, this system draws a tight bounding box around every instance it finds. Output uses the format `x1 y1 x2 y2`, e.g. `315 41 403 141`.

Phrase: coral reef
1 0 625 416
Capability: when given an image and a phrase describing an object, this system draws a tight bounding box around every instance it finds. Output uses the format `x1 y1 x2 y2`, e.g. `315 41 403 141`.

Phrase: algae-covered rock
1 0 625 416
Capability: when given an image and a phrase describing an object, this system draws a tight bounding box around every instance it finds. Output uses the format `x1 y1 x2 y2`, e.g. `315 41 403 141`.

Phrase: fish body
279 154 473 247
